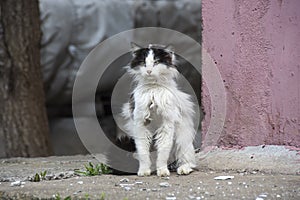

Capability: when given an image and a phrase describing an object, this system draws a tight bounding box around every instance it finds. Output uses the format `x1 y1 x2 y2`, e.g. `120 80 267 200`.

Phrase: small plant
84 193 90 200
33 170 47 182
75 162 112 176
64 196 71 200
54 193 71 200
33 173 40 182
100 163 113 174
100 192 106 200
54 193 61 200
40 170 47 179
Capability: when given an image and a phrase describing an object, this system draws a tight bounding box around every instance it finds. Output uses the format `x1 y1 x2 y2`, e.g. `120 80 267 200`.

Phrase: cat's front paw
138 168 151 176
157 167 170 177
177 164 193 175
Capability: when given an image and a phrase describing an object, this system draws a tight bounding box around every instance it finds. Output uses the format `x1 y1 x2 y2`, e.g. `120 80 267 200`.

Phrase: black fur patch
152 48 173 66
130 48 149 68
130 47 174 68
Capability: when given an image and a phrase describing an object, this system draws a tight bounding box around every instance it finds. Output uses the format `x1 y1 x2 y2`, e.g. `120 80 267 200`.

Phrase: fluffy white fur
122 45 196 176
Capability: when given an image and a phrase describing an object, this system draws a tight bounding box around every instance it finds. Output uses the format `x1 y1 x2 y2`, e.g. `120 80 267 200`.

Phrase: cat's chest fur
133 84 180 130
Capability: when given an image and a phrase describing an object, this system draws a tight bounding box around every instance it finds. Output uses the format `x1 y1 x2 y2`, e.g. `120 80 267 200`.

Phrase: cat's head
127 43 178 82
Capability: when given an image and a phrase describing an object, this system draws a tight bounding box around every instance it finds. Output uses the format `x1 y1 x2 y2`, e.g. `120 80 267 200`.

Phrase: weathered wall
202 0 300 148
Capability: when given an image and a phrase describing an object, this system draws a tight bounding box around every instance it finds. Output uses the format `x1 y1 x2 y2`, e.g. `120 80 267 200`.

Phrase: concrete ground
0 145 299 200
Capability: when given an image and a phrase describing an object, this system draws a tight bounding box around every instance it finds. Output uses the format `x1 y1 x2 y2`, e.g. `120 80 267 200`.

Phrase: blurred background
2 0 298 159
0 0 202 157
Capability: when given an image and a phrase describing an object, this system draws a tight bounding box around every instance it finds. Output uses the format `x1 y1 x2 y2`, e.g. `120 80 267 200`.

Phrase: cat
121 43 196 176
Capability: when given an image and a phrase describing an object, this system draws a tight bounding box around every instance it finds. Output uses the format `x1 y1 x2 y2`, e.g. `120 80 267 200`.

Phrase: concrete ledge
197 145 300 175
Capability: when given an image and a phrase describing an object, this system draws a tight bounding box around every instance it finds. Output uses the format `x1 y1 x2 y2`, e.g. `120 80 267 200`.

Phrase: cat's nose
147 70 152 75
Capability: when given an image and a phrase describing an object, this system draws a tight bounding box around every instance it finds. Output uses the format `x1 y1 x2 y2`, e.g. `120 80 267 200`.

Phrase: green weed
74 162 112 176
33 170 47 182
54 193 71 200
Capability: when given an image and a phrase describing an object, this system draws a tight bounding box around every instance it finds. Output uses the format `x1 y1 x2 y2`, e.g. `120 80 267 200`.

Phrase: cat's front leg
155 123 175 177
133 124 152 176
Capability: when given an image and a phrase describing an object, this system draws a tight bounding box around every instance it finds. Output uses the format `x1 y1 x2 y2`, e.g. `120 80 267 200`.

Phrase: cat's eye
154 60 160 65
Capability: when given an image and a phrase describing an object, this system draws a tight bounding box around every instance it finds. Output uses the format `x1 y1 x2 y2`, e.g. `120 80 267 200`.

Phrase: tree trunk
0 0 52 157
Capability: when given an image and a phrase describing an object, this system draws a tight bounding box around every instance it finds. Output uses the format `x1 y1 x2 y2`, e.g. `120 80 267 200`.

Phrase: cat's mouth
145 74 155 78
143 74 158 81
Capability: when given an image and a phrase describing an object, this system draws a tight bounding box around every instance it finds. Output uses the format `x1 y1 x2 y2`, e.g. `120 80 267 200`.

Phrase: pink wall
202 0 300 148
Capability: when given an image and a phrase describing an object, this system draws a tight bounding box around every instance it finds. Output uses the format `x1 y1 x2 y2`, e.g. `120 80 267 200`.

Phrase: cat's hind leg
175 120 196 175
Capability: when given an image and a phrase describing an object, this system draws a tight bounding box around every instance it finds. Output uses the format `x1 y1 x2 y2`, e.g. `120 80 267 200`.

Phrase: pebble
166 197 176 200
77 181 83 184
120 183 134 187
64 171 75 179
45 174 55 180
255 198 264 200
166 193 176 200
73 190 82 195
120 178 129 183
159 182 171 187
10 181 22 187
135 181 143 185
58 172 65 177
259 194 268 198
124 186 131 191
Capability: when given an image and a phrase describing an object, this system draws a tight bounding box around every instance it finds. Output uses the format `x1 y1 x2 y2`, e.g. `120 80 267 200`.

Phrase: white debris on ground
159 182 171 187
10 181 25 187
119 178 129 183
214 176 235 180
135 181 143 185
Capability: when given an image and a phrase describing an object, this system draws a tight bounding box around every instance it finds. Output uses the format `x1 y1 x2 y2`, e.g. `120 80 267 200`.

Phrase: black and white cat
121 43 196 176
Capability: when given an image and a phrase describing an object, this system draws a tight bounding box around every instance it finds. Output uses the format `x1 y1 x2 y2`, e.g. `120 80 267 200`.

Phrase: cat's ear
164 44 175 53
131 42 143 52
165 44 176 65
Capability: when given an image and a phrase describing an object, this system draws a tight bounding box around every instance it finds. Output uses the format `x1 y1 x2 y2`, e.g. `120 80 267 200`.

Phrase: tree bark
0 0 52 157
